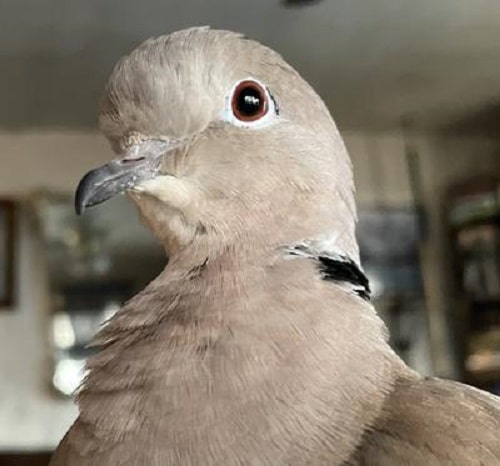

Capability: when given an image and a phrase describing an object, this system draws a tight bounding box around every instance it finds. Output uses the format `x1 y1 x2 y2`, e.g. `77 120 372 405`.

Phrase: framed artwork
0 200 16 307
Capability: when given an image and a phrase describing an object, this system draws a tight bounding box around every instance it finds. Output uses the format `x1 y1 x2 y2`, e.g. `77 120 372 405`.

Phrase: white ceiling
3 0 500 131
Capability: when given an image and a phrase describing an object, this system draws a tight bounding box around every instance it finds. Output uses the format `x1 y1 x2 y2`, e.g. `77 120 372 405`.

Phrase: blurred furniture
31 192 165 396
0 453 51 466
447 176 500 394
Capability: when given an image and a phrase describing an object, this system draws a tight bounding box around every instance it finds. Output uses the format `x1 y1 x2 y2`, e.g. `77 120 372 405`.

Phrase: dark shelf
465 368 500 385
470 298 500 306
451 216 500 232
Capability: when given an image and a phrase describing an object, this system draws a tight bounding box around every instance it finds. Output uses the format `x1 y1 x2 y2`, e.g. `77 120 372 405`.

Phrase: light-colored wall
0 129 498 450
0 131 109 195
0 131 110 450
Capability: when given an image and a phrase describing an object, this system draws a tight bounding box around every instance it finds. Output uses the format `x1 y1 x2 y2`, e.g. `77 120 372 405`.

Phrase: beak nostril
120 156 146 165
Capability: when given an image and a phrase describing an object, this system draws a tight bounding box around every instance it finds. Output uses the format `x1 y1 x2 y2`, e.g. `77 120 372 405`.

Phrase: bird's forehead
99 28 293 144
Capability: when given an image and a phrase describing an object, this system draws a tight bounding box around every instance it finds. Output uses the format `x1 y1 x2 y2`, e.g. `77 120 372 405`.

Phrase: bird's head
76 28 358 259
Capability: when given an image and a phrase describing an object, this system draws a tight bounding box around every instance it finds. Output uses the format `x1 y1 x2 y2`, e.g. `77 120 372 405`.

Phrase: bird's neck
78 245 403 464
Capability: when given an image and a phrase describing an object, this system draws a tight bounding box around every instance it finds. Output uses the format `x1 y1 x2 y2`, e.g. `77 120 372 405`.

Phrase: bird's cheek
127 191 200 254
160 142 195 177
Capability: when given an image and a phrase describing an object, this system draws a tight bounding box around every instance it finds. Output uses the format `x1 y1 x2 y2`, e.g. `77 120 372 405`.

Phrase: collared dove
50 27 500 466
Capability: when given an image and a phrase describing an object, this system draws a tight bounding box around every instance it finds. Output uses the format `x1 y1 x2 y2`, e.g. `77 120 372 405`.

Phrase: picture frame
0 200 16 307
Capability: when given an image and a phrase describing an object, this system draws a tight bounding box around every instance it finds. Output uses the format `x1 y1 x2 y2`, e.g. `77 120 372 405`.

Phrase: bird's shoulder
348 376 500 466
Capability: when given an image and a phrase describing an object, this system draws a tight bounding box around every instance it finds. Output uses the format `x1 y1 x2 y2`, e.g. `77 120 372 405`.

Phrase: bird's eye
222 78 278 129
231 80 268 122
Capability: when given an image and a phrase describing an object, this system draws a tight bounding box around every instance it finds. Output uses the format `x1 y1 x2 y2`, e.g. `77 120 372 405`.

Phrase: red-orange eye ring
231 80 269 122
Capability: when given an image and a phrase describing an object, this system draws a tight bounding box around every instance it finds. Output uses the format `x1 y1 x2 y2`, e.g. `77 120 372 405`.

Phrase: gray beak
75 139 174 215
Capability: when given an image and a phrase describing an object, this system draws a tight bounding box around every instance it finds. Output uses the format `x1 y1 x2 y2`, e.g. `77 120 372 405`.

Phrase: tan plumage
50 28 500 465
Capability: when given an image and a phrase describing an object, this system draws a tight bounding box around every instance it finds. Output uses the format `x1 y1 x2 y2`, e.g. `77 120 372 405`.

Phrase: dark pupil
237 87 262 116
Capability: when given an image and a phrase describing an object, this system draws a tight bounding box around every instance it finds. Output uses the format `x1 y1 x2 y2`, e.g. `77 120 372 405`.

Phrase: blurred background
0 0 499 464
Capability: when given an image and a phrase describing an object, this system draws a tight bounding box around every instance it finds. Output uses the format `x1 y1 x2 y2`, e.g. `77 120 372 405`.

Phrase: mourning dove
50 27 500 466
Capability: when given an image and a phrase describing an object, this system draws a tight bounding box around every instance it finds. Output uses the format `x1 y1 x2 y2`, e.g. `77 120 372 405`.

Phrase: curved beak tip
74 194 85 216
74 178 88 216
74 168 103 215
